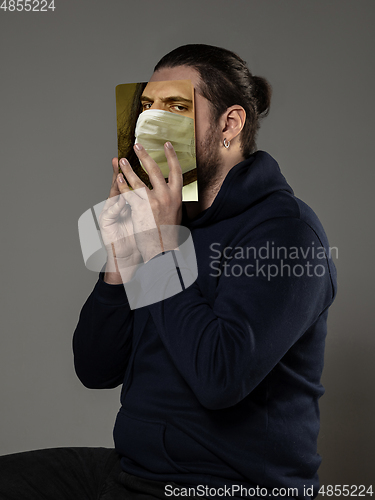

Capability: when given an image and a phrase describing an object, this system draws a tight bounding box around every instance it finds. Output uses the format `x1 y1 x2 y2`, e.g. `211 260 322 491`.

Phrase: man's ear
220 105 246 142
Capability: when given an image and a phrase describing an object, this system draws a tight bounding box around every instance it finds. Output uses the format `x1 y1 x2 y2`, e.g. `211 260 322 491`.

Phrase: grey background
1 0 374 489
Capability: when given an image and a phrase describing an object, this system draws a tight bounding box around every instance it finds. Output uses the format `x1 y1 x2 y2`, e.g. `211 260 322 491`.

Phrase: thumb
106 193 128 220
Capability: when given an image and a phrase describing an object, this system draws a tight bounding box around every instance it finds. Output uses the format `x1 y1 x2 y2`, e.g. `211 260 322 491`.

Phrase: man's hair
154 44 272 157
117 82 151 187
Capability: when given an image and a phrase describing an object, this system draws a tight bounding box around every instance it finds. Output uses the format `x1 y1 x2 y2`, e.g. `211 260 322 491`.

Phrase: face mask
134 109 196 178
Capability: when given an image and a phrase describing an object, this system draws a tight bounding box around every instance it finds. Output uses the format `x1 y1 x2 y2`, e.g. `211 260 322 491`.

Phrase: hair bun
252 76 272 116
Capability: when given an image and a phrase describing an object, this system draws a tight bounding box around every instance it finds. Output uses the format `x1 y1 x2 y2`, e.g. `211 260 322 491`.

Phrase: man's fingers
109 158 122 198
101 192 128 221
116 166 148 207
133 143 167 190
112 157 119 174
106 157 121 209
119 156 148 193
164 142 183 191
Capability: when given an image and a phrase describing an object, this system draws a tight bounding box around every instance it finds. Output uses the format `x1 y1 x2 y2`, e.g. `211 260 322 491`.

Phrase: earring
223 138 230 149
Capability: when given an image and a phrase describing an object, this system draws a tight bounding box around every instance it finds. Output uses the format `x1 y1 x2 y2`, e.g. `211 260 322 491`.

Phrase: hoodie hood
182 150 294 228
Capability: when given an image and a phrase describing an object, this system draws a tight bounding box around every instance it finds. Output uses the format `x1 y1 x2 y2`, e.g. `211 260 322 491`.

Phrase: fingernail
120 158 128 167
165 141 173 149
117 174 124 183
134 143 143 151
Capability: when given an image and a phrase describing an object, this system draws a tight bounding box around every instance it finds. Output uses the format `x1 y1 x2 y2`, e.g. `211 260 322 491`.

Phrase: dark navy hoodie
73 151 337 499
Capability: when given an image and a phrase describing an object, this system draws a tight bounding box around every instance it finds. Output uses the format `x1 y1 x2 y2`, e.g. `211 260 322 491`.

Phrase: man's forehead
142 79 193 99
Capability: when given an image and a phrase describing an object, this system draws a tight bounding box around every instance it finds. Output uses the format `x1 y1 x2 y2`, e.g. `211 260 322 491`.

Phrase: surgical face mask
134 109 196 178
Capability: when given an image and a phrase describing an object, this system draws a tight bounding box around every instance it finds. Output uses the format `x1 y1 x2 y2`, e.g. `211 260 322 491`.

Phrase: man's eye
142 103 152 110
171 105 187 112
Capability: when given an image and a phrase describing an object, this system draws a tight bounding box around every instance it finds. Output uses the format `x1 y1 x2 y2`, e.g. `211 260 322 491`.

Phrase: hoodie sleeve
138 217 336 410
72 272 133 389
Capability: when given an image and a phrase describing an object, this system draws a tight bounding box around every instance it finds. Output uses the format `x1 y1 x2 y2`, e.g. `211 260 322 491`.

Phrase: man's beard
195 121 222 195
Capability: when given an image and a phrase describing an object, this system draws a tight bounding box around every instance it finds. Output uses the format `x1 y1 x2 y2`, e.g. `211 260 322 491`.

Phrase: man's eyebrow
140 95 193 105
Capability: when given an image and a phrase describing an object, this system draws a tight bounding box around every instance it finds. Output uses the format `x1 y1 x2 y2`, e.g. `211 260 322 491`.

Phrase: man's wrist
104 252 143 284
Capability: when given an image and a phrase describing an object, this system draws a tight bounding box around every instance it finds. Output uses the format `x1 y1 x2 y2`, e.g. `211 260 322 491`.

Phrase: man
0 44 337 500
116 78 198 200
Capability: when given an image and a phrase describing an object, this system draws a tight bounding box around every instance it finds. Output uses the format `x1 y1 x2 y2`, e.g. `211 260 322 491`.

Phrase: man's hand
116 141 183 263
99 158 143 284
